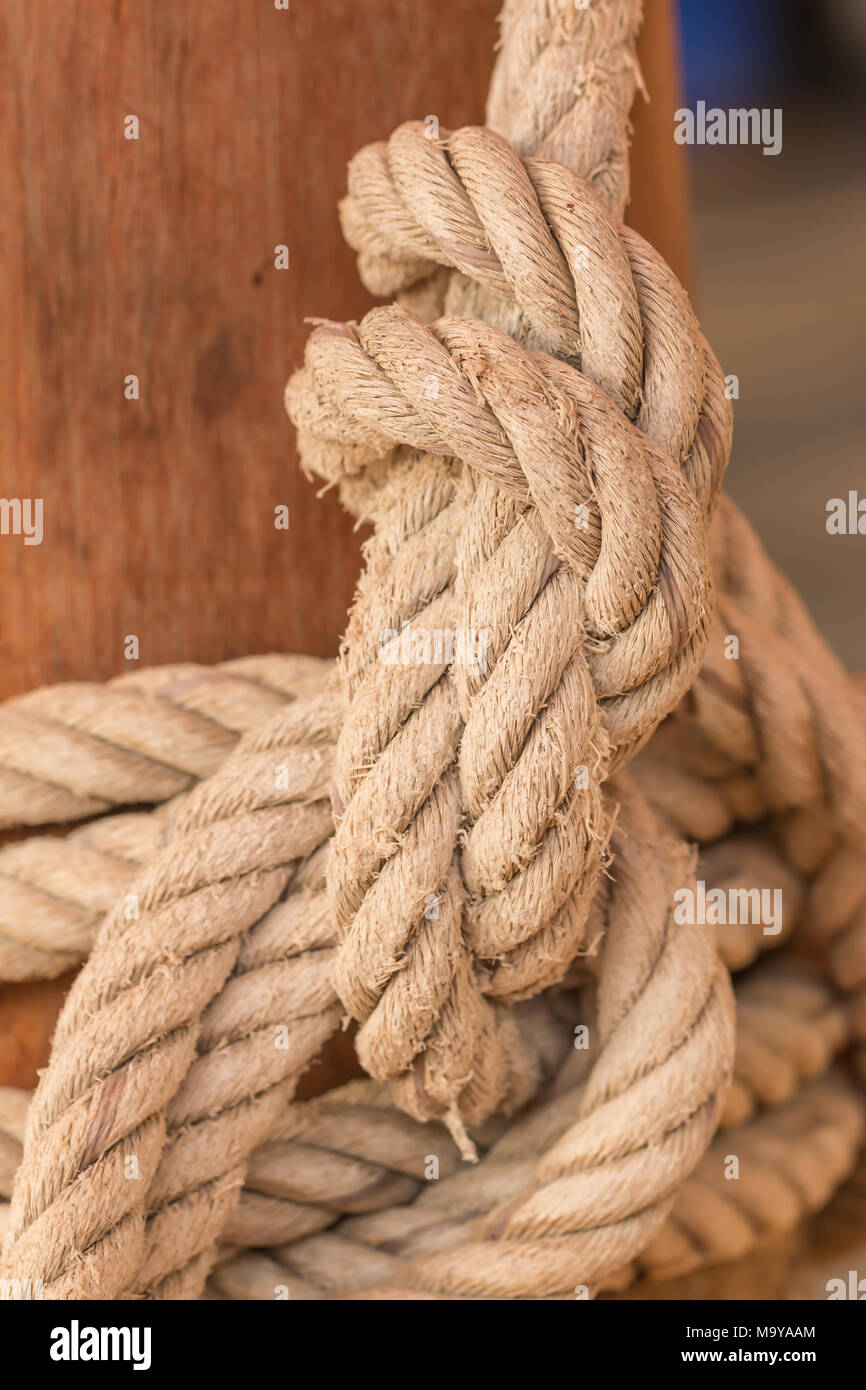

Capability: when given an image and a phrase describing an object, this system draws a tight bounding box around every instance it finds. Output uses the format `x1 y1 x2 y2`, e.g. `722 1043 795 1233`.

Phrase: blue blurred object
677 0 791 105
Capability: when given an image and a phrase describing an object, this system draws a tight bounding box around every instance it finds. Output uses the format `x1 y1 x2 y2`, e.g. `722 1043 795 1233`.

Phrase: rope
2 774 737 1300
2 693 340 1298
0 655 329 830
0 806 170 982
287 121 730 1129
1 950 856 1299
201 1057 860 1300
2 0 864 1305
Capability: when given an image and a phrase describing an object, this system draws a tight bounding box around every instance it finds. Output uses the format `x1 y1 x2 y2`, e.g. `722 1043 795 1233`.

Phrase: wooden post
0 1 689 1089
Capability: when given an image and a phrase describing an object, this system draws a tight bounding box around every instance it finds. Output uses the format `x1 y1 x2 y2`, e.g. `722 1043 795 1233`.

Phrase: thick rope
0 655 329 830
637 1076 864 1283
0 684 569 1298
278 782 736 1299
202 954 853 1268
2 976 856 1301
3 775 736 1300
1 693 340 1298
720 961 848 1129
288 134 730 1123
201 974 857 1300
486 0 644 220
0 806 170 982
7 832 844 1285
275 0 730 1134
207 1076 862 1300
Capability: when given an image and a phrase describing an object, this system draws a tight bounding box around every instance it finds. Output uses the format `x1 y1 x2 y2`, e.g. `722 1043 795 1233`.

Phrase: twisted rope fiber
6 1070 860 1303
631 566 866 1078
315 96 866 877
0 805 172 982
3 776 737 1299
273 0 735 1137
199 743 860 1294
3 583 861 1289
2 526 855 994
215 1073 859 1301
287 117 731 1134
1 947 857 1301
3 478 861 1011
1 690 342 1299
199 865 855 1297
0 621 850 989
196 957 850 1279
4 800 842 1281
1 562 858 999
207 865 854 1298
265 782 736 1299
0 656 329 982
0 650 828 1289
1 10 733 1245
0 681 565 1299
0 655 329 831
0 745 739 1295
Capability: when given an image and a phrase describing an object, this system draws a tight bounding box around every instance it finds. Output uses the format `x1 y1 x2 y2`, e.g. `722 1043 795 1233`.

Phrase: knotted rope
2 0 864 1305
286 105 731 1130
273 0 730 1135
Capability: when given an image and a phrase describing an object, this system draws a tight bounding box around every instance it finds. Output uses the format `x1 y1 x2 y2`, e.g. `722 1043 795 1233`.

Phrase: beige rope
0 655 328 831
204 1033 858 1301
486 0 644 220
2 775 736 1300
288 129 730 1127
1 692 340 1299
638 1075 864 1283
0 806 170 981
2 946 855 1301
275 0 730 1134
720 961 848 1129
282 783 735 1298
206 957 851 1265
9 830 843 1286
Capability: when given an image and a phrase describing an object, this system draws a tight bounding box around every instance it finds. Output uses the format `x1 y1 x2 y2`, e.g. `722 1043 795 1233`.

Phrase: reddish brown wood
0 971 77 1090
0 1 688 1092
0 0 502 699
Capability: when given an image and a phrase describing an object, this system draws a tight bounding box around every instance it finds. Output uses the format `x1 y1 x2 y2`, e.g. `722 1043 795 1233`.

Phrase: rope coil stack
1 0 865 1301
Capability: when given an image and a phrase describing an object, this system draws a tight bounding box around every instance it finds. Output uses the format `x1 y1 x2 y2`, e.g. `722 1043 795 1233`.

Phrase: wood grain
0 0 502 698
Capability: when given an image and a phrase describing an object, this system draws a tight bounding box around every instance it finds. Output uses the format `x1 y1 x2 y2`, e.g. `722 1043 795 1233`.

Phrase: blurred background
677 0 866 664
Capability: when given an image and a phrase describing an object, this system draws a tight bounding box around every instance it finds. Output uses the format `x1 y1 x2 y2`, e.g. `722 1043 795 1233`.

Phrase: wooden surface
0 0 503 698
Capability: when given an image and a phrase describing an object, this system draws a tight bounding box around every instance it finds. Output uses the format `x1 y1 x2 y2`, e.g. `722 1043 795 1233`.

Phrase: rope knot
283 119 733 1136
